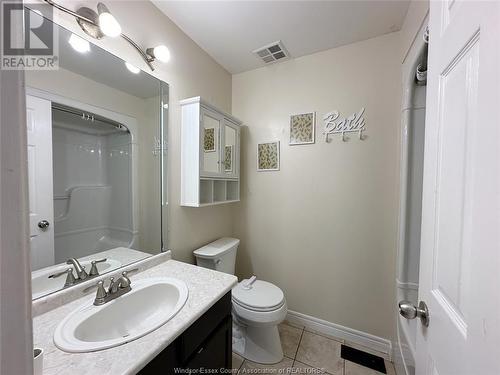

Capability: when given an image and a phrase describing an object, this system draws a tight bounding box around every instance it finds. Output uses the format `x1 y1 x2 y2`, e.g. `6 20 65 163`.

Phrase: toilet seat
232 279 285 312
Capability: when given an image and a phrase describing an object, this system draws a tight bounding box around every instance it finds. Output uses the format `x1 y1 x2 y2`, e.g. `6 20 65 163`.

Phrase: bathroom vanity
140 291 232 374
32 255 237 374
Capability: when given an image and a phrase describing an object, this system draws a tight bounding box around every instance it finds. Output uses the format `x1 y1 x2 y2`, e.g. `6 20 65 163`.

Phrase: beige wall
39 1 234 262
232 32 402 340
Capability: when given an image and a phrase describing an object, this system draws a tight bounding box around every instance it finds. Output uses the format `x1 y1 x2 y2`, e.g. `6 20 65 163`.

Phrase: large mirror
25 8 168 299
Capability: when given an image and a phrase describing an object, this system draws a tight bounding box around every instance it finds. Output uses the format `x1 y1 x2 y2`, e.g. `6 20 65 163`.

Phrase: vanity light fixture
125 62 140 74
146 45 171 63
96 3 121 37
68 34 90 53
42 0 170 72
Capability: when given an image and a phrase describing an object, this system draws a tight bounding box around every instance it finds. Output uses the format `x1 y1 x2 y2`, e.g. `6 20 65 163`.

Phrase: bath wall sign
323 107 366 142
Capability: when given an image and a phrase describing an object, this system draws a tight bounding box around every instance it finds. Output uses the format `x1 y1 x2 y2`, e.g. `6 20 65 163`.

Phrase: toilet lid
232 279 285 312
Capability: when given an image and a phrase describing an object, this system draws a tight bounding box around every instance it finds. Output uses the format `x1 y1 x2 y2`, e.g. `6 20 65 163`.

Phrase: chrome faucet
66 258 88 280
49 258 107 288
85 269 137 306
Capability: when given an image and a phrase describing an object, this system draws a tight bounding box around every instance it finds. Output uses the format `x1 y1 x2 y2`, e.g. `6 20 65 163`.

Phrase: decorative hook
323 107 366 143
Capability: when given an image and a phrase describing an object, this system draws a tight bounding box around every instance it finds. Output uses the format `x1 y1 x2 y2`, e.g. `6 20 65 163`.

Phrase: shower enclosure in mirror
25 8 168 299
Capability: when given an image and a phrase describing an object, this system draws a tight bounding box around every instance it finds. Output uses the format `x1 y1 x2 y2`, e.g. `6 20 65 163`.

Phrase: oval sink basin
32 259 122 299
54 277 189 352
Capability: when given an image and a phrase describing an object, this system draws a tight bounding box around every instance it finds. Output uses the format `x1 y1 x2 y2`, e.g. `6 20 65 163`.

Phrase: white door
26 95 54 270
413 1 500 375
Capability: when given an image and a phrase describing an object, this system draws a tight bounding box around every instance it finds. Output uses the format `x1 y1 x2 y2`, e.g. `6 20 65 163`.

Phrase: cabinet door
184 317 232 371
200 108 222 177
222 120 239 178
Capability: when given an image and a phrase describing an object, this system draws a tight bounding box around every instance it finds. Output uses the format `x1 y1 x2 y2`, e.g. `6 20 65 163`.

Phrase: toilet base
233 322 284 364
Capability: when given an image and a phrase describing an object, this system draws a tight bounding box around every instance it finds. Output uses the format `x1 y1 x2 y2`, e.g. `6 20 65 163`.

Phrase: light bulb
97 3 121 37
125 62 140 74
153 45 170 63
68 34 90 53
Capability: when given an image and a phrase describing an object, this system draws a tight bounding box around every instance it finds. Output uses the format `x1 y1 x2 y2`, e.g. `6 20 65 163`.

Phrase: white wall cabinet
180 97 242 207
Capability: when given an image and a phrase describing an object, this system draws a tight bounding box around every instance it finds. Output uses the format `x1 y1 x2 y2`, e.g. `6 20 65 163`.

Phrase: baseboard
286 310 392 360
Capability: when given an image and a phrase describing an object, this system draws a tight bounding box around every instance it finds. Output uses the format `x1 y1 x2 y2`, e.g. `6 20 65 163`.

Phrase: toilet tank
193 237 239 275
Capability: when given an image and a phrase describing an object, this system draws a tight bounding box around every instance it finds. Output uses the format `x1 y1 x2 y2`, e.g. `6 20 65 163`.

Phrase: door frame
394 15 429 375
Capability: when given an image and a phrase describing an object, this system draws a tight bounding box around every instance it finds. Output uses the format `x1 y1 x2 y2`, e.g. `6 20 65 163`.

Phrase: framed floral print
224 145 233 172
257 141 280 171
203 127 215 152
289 112 315 145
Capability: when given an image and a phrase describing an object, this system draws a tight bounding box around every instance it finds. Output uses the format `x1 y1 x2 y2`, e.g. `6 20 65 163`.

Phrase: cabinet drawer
178 291 231 363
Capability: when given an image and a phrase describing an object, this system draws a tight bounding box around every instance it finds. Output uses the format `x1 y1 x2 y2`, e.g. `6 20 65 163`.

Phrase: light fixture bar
42 0 156 71
121 34 155 70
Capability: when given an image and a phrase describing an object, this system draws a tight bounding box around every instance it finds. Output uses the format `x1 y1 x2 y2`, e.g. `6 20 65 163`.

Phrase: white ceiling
152 0 410 74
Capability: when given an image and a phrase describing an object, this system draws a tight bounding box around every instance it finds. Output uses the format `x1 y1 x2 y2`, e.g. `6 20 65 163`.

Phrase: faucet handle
118 271 131 288
82 280 107 305
49 267 76 287
119 268 139 288
95 280 107 297
89 258 107 276
94 280 107 305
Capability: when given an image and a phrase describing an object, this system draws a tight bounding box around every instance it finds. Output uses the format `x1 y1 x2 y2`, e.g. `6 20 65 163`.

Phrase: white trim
180 96 242 125
396 279 419 291
0 47 34 375
286 310 392 359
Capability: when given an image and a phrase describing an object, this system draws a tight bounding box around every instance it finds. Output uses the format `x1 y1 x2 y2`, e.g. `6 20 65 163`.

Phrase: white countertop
33 259 238 375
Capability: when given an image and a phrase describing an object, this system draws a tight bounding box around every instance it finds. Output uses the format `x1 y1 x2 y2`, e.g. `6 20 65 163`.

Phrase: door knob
398 300 429 327
38 220 50 229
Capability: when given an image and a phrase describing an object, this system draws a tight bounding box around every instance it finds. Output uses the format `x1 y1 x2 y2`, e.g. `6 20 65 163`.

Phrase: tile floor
232 322 395 375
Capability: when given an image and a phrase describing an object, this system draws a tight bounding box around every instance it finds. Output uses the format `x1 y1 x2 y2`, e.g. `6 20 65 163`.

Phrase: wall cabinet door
200 108 222 177
222 120 240 179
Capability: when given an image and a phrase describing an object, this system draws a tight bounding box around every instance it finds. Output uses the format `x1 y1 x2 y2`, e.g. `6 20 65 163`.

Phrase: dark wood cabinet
139 292 232 375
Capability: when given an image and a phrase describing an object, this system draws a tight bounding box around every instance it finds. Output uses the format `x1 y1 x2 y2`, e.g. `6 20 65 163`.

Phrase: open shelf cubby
199 179 214 205
226 180 239 201
214 180 227 202
196 179 239 207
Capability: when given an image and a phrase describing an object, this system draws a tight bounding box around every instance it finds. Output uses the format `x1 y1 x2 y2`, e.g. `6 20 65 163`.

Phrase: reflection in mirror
25 8 168 299
224 125 236 175
202 110 221 175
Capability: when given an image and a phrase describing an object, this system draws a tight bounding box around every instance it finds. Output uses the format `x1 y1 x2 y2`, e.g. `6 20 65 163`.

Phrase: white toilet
194 237 287 364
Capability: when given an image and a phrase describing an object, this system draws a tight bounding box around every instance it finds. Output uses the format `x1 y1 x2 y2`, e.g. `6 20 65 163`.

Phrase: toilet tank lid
193 237 240 259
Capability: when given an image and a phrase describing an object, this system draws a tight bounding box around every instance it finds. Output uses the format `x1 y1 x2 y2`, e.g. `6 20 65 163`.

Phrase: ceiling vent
253 40 290 65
